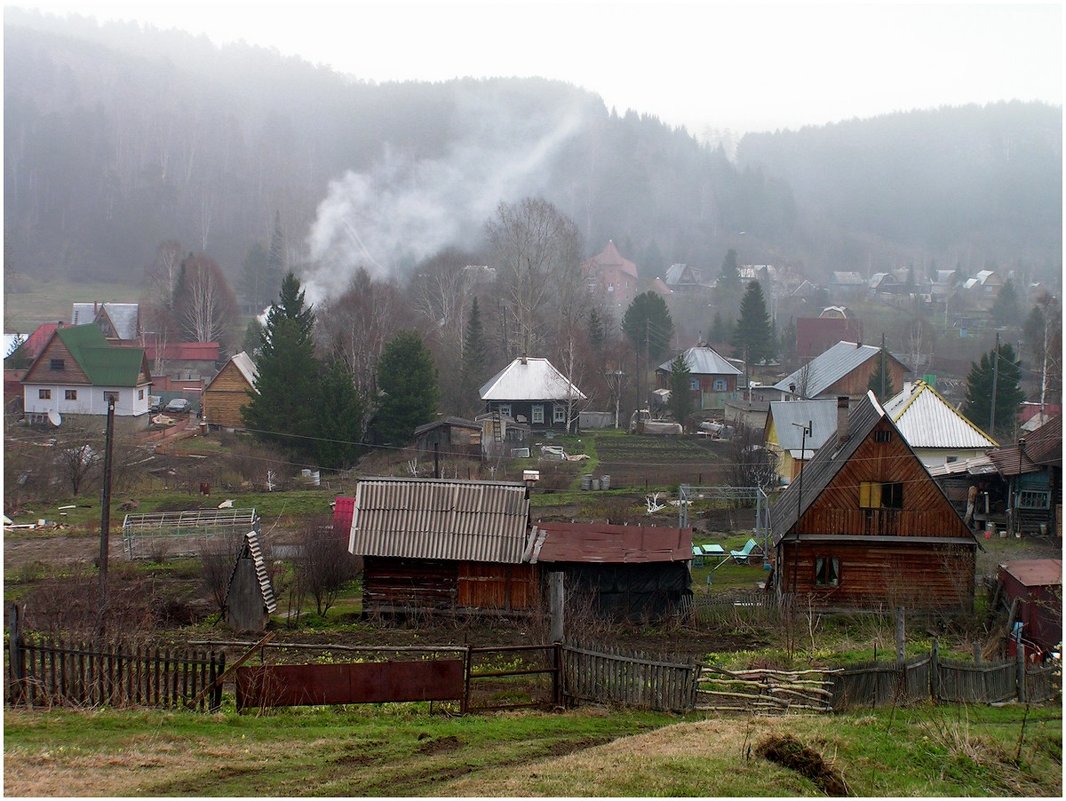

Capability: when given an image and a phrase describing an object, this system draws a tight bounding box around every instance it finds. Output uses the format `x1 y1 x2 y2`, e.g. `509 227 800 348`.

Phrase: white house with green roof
21 324 152 429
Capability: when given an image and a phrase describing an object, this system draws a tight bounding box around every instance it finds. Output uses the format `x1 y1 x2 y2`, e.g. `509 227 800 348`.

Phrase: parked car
148 395 162 413
164 398 190 414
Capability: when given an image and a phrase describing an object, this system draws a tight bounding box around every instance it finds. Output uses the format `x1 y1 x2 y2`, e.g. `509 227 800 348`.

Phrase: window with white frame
498 403 511 418
713 378 727 392
138 389 144 400
553 404 566 423
690 378 699 391
531 404 544 424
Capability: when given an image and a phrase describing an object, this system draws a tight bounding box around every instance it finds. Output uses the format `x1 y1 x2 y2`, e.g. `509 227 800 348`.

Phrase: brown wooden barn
202 351 257 430
770 392 979 612
348 477 538 615
413 417 482 460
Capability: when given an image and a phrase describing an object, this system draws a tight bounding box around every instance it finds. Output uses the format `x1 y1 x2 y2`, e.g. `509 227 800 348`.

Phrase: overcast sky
8 1 1063 134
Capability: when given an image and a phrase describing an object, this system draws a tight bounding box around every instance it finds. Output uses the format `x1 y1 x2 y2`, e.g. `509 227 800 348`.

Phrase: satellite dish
47 409 62 427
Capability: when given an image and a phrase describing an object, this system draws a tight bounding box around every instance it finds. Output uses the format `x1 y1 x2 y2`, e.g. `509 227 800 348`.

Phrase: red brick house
581 241 639 318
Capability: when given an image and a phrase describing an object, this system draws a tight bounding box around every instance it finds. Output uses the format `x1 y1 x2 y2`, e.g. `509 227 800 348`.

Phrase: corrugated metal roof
769 399 838 450
529 522 692 563
989 416 1062 475
231 351 258 387
349 478 531 564
774 341 880 396
999 559 1061 588
72 302 140 340
883 381 997 449
927 454 997 477
413 416 481 436
479 357 587 401
657 346 742 376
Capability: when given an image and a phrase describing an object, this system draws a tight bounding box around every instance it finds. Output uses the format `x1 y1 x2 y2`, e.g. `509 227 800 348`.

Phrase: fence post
549 572 565 643
930 638 939 703
7 602 24 704
1016 641 1027 703
552 642 563 708
894 606 906 663
461 646 472 715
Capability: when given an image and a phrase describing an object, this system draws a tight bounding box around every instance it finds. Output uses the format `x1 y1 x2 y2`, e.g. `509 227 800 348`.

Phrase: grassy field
3 703 1060 796
4 278 143 333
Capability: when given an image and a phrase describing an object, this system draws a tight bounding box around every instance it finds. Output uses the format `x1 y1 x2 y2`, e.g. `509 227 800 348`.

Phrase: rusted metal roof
528 522 693 564
989 416 1061 475
349 478 531 564
999 559 1062 588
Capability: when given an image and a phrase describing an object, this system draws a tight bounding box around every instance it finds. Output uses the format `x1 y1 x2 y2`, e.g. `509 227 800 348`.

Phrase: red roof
999 559 1062 589
21 322 61 361
143 342 220 361
1019 403 1062 424
796 317 863 359
582 241 638 280
530 522 692 563
989 416 1061 475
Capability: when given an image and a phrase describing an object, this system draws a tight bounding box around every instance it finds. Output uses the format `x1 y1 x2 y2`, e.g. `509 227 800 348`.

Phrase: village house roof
657 346 742 376
773 341 905 398
25 324 148 387
999 559 1062 589
831 271 865 285
204 351 258 393
581 240 638 279
768 399 839 456
349 477 532 564
18 322 62 362
479 357 586 402
71 302 140 340
988 416 1062 476
649 277 674 296
528 522 693 564
664 263 700 285
143 342 221 362
883 380 997 450
413 416 481 437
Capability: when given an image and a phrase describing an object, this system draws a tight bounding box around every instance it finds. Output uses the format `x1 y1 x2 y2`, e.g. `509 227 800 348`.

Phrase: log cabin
202 351 257 430
770 391 979 612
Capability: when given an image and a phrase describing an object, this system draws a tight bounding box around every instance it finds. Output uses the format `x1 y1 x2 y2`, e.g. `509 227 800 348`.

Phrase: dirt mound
418 734 462 754
755 734 850 796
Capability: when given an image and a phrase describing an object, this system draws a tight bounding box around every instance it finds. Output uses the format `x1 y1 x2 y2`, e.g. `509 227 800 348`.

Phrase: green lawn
4 703 1059 796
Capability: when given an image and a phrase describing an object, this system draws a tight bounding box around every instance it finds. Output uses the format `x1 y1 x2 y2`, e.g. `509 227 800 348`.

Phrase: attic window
860 481 904 509
874 430 891 443
49 358 65 371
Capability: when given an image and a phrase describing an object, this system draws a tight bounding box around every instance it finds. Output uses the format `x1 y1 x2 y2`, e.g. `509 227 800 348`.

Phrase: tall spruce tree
731 280 775 364
964 343 1024 439
667 353 693 425
242 273 319 455
992 279 1021 325
622 291 674 362
311 359 365 469
265 211 286 306
718 248 741 296
867 347 897 401
373 331 439 444
461 297 488 411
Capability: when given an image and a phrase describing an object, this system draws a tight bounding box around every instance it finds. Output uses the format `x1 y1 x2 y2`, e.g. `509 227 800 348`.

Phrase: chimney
836 396 850 443
520 353 528 365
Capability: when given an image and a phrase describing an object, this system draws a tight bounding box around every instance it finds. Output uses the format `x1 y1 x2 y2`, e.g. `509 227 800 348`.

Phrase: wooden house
656 345 742 411
71 302 140 343
772 341 907 400
528 522 693 622
21 324 152 431
413 417 482 460
764 398 839 484
203 351 257 430
770 391 978 612
479 356 586 433
988 416 1061 537
348 478 537 615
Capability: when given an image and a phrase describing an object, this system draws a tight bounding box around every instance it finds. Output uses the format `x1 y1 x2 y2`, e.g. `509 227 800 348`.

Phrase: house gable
22 330 91 386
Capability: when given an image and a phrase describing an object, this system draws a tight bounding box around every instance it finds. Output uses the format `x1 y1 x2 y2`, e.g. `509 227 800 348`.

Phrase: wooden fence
938 659 1017 704
696 666 839 714
6 638 225 711
562 643 697 713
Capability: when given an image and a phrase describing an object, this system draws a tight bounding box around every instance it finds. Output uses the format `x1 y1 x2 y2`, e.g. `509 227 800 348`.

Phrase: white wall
23 383 151 417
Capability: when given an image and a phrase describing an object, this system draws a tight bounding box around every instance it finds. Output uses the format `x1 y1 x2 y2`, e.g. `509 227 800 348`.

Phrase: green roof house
21 324 153 430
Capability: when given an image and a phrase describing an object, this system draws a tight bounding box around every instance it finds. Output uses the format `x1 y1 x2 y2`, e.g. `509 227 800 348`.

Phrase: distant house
988 416 1062 537
581 241 640 317
882 380 997 467
143 341 221 381
528 522 693 622
21 323 152 430
829 271 866 301
795 313 863 360
479 356 586 432
764 398 839 484
413 416 482 460
203 351 257 430
348 478 536 615
770 392 978 612
773 341 907 400
664 263 703 291
71 302 140 343
723 398 770 433
656 345 742 411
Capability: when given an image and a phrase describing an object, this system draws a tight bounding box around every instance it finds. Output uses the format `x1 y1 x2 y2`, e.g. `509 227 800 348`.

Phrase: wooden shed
413 417 482 459
224 531 277 632
997 560 1062 655
348 477 537 615
528 522 693 622
770 392 978 612
203 351 257 430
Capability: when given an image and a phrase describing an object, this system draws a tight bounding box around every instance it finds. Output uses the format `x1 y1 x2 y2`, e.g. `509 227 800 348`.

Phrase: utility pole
98 396 116 622
989 330 1000 435
792 420 812 526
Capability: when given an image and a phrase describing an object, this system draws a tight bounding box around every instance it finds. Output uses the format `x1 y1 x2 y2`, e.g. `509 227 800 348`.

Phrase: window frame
860 481 904 510
814 556 840 588
38 388 51 400
497 403 511 418
531 404 544 424
553 404 566 423
712 378 727 392
49 358 65 371
64 389 78 401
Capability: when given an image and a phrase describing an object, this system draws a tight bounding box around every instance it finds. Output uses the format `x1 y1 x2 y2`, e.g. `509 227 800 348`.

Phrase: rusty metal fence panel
235 659 464 710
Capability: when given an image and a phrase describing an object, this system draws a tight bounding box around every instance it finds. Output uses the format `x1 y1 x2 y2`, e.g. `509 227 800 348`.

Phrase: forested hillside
4 9 1061 295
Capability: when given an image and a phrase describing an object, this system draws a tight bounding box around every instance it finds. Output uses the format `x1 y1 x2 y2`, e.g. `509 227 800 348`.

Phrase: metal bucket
581 475 592 491
600 474 610 490
591 479 601 491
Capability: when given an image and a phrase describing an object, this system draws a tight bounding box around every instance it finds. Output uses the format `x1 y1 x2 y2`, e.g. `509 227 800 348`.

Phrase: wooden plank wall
203 362 253 428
